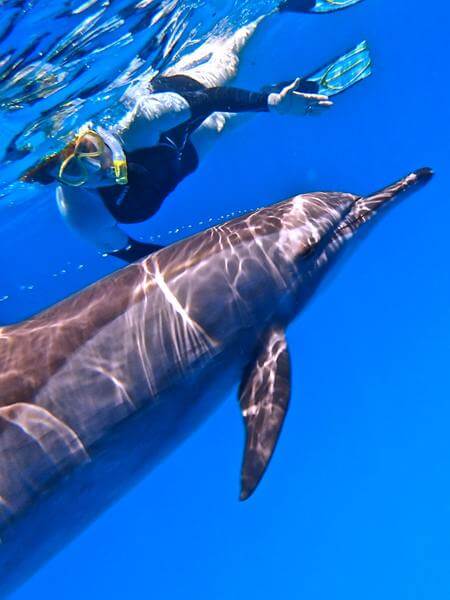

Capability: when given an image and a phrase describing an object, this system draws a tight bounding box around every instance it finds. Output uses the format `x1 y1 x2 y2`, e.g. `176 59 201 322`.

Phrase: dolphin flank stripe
0 403 89 465
152 262 218 353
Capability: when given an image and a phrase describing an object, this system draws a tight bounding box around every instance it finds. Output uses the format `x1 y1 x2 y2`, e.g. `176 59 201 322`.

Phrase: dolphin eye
301 237 320 259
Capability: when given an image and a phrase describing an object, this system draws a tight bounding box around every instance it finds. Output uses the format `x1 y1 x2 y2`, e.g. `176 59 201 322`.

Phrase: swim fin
296 40 372 96
279 0 363 13
265 41 371 98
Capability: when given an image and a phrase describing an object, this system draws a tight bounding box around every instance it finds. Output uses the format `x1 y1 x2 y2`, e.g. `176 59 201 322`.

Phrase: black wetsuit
102 75 271 262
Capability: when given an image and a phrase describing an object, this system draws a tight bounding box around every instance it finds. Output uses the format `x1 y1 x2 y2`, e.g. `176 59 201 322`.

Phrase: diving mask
58 127 128 187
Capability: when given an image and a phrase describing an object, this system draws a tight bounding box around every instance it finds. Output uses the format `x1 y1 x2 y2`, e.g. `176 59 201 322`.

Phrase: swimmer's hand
268 78 333 116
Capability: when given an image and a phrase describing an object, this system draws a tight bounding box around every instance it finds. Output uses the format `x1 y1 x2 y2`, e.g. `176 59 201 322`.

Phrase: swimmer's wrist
268 93 282 112
268 92 293 115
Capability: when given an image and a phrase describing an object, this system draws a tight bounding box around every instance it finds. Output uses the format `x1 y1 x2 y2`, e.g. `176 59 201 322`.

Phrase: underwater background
1 0 449 598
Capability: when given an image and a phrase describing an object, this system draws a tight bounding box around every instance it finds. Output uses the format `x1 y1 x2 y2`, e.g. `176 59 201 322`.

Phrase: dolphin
0 167 432 596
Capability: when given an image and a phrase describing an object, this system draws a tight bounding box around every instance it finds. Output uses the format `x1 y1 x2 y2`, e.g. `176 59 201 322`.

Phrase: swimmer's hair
20 143 74 185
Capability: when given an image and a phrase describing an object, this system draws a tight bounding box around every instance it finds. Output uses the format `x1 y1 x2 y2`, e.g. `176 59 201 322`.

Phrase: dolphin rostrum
0 167 432 596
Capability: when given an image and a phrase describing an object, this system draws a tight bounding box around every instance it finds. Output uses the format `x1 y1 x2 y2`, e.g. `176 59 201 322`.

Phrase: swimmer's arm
114 84 332 150
181 84 331 117
56 184 129 251
181 87 270 118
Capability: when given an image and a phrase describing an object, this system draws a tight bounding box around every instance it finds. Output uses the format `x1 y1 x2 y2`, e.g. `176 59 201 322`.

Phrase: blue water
2 1 450 598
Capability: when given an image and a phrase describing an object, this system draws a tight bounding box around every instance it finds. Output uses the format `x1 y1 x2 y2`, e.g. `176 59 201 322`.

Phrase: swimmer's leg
163 17 265 88
56 186 162 263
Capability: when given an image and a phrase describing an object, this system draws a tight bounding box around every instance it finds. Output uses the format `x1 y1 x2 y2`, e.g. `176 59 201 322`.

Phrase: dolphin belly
0 347 241 597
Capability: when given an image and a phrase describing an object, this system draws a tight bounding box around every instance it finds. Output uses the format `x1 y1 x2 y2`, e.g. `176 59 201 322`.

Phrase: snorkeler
23 0 371 263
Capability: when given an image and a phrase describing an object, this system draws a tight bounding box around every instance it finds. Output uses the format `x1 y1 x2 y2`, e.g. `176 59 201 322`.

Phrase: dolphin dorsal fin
238 326 291 501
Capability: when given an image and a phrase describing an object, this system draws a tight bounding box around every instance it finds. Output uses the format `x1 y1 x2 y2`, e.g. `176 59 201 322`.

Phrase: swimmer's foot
265 41 371 98
300 40 372 96
278 0 363 13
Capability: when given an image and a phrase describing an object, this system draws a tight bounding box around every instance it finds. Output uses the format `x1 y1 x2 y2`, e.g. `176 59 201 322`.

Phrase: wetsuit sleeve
181 87 270 119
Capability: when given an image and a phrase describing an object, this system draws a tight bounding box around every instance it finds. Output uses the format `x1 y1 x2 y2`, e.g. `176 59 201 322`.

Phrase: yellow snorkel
58 125 128 187
97 126 128 186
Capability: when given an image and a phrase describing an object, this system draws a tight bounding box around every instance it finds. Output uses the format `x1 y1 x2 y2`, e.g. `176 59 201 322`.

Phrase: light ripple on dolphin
0 166 432 596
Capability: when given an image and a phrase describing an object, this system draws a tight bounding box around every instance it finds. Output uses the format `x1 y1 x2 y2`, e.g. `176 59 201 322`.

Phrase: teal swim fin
279 0 364 13
298 40 372 96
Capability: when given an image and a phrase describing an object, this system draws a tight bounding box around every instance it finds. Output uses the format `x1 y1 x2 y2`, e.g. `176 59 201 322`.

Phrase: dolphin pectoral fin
238 326 291 501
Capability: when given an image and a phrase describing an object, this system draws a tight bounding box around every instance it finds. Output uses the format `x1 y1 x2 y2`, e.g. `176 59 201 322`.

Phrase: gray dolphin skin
0 167 432 596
